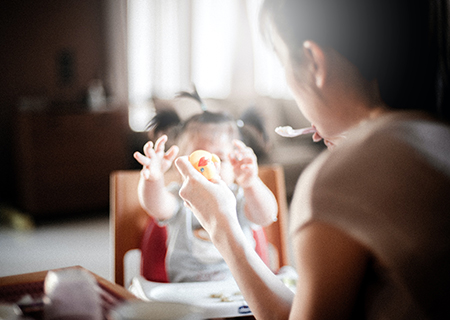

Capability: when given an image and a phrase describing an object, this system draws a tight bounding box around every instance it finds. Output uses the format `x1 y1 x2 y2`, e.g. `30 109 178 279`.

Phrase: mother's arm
175 156 370 320
291 222 370 320
175 157 294 320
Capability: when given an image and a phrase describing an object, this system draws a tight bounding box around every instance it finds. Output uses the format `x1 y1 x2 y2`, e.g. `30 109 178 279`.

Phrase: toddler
133 92 278 282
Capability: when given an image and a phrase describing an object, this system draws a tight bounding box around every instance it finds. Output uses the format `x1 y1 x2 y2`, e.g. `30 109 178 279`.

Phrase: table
0 265 137 319
0 266 256 319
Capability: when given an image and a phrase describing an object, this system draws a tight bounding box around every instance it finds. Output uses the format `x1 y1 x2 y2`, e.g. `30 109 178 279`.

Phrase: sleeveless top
160 183 256 283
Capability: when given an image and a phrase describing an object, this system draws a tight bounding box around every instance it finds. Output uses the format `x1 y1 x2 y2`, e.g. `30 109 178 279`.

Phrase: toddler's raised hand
230 140 258 188
133 135 179 181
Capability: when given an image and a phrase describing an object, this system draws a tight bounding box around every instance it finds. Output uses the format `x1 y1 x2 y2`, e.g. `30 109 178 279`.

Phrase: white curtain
191 0 238 98
127 0 192 130
126 0 291 131
104 0 128 106
246 0 291 98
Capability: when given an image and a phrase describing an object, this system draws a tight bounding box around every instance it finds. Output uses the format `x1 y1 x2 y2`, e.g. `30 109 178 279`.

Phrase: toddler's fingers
143 141 155 157
228 155 237 167
236 156 253 164
165 145 180 162
240 163 254 171
133 151 151 166
154 135 168 154
233 139 247 150
231 149 244 162
233 140 256 160
146 143 158 160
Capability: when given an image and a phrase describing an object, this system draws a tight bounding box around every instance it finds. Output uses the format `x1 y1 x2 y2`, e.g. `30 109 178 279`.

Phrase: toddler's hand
230 140 258 189
133 135 179 181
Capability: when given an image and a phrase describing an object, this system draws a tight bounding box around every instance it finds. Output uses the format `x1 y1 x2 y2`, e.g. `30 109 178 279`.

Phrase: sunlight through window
127 0 292 131
191 0 238 98
127 0 154 131
247 0 292 99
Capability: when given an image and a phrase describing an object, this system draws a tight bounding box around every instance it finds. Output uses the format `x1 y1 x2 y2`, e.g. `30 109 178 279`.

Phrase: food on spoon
188 150 221 180
275 126 316 137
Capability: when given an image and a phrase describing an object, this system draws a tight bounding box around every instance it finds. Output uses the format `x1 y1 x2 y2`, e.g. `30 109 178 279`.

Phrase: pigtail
146 108 182 142
175 85 207 112
238 106 271 163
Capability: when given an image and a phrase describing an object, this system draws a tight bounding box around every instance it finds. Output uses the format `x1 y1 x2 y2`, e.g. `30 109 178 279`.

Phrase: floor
0 211 111 281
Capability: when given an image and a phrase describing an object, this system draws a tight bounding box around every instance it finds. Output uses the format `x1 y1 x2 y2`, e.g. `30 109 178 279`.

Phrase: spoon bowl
275 126 316 138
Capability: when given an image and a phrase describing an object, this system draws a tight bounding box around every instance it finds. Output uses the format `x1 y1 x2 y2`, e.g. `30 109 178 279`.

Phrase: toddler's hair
146 108 181 139
146 87 271 161
238 106 270 162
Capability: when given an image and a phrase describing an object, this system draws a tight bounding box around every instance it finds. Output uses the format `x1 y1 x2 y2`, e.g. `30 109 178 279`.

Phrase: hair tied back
175 84 207 112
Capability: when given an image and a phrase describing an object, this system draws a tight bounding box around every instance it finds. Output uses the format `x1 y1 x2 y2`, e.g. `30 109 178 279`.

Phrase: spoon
275 126 316 137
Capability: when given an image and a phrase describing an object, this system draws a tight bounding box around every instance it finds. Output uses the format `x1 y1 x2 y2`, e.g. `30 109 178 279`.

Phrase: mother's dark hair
260 0 450 121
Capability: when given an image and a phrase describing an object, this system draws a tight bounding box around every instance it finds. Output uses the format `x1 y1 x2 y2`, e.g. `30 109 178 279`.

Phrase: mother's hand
175 156 238 236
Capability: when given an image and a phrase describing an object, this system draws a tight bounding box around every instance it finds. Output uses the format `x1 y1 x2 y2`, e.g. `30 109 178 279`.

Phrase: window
127 0 291 131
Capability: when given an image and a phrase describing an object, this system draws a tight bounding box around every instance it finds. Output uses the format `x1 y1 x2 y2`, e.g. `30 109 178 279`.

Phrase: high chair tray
129 276 251 318
128 267 297 319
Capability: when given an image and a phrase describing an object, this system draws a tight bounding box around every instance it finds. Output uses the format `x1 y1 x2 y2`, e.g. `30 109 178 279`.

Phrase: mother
175 0 450 319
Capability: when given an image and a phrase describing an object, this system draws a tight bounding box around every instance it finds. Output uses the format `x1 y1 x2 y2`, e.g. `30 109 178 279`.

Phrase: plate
128 266 298 319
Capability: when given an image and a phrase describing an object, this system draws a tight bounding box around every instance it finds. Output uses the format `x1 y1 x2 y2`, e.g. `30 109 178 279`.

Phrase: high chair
110 164 289 287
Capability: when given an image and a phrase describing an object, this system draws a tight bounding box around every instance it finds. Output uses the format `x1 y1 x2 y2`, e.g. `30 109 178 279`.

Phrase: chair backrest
110 164 289 286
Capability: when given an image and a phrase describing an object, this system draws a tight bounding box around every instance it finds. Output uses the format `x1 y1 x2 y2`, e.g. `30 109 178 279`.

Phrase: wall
0 0 108 206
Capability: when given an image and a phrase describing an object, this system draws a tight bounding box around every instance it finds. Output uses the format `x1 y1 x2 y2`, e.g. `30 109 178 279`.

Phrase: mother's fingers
175 156 224 195
176 158 201 205
183 199 193 210
175 156 200 180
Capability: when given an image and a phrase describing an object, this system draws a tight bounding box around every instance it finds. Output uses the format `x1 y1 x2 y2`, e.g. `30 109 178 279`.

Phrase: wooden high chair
110 164 289 287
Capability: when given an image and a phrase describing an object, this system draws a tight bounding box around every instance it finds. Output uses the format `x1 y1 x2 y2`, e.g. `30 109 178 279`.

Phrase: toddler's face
180 128 235 185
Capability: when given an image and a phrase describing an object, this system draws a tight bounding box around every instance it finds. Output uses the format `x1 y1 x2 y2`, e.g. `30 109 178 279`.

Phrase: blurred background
0 0 323 280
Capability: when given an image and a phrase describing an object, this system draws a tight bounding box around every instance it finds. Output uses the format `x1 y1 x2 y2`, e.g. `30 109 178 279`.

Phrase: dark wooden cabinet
15 109 129 216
